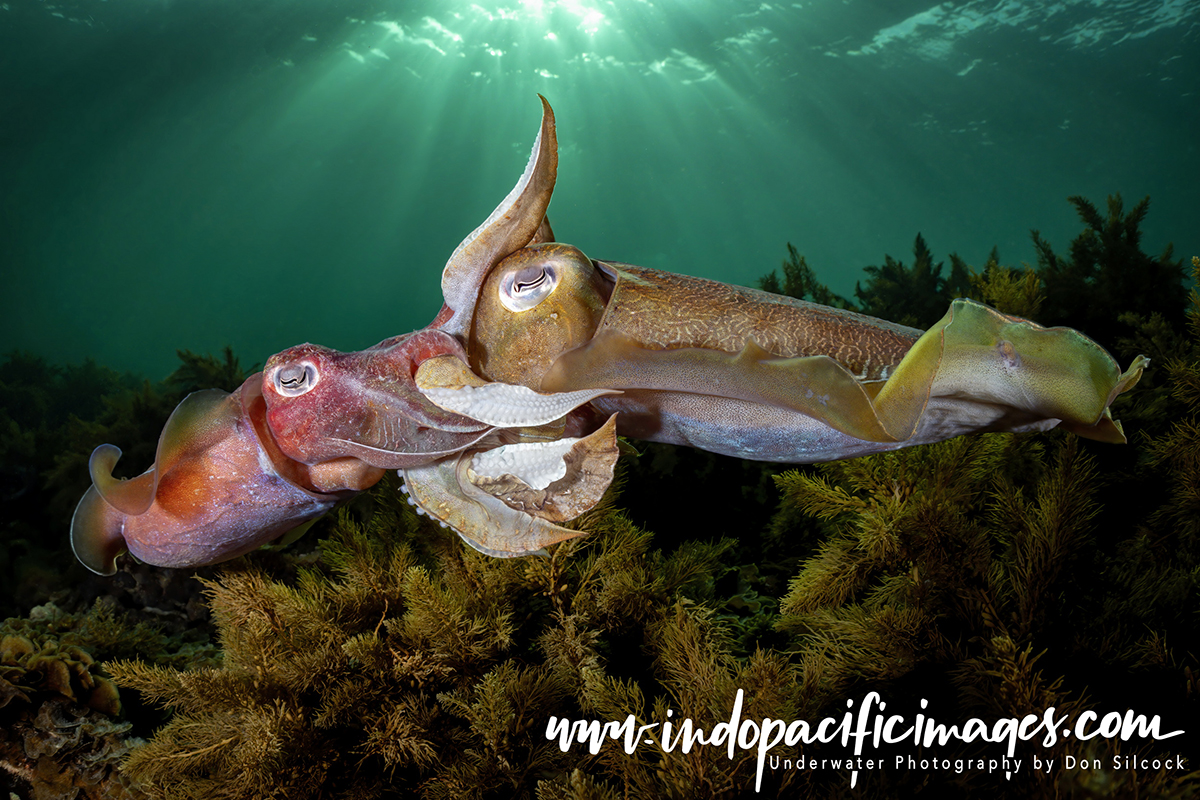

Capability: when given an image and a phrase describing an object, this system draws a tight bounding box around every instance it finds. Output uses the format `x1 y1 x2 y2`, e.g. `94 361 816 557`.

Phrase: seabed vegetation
1 195 1197 799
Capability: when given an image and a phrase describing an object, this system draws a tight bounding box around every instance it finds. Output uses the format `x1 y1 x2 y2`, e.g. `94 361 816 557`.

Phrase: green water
2 0 1196 378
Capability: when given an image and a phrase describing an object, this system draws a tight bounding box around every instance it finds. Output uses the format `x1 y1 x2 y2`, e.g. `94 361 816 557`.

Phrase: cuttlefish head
71 374 382 575
469 243 612 387
263 330 494 470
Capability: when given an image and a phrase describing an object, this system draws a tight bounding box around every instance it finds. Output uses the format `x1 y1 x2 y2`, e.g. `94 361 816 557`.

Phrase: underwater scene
2 1 1198 798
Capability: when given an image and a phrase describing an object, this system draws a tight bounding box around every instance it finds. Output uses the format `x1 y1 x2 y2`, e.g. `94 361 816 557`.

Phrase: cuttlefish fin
415 353 619 428
1057 355 1147 443
543 333 924 443
440 95 557 338
919 299 1147 438
400 415 619 557
542 298 1144 446
70 484 128 576
91 388 238 517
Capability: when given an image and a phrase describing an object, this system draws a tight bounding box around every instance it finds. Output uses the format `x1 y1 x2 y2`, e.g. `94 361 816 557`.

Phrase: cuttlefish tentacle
439 95 558 339
401 415 619 556
414 352 620 428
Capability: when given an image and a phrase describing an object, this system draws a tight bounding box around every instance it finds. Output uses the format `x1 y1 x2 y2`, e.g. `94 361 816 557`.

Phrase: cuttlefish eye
499 264 558 312
273 361 319 396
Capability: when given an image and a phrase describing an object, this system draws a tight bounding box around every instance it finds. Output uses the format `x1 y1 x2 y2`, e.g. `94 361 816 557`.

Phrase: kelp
768 437 1198 795
966 251 1043 321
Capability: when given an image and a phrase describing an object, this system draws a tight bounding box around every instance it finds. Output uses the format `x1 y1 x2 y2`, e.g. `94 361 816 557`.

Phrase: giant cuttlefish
70 96 1145 571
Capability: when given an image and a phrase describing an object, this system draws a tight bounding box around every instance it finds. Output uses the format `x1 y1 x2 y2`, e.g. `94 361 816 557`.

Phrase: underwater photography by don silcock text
2 1 1199 798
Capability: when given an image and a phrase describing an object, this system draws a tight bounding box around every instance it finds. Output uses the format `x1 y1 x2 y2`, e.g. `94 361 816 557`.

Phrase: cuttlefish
70 95 1145 572
70 374 380 575
410 95 1145 538
71 328 622 573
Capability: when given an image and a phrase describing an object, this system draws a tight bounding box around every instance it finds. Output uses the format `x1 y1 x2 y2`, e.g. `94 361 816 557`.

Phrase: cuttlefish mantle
424 97 1146 466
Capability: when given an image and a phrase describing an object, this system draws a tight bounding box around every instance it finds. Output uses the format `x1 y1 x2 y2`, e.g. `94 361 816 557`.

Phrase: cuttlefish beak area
469 242 613 388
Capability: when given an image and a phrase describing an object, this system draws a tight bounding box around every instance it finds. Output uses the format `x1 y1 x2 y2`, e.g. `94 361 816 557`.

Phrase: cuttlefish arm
265 335 620 552
408 354 622 555
71 376 384 575
402 414 619 556
413 352 619 428
438 94 557 339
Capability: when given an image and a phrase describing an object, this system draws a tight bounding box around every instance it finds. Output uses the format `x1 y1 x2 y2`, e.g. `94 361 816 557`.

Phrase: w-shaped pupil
279 365 311 388
514 270 548 293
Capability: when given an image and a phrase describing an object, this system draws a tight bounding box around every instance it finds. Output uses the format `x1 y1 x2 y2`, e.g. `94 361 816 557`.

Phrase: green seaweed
104 475 770 799
3 202 1197 799
1034 194 1187 351
762 257 1200 796
966 251 1043 320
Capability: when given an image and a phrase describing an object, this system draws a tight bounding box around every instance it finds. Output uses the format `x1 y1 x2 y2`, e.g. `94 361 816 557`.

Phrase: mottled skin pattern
69 94 1149 571
263 331 492 469
449 98 1145 467
467 244 921 393
591 262 920 379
